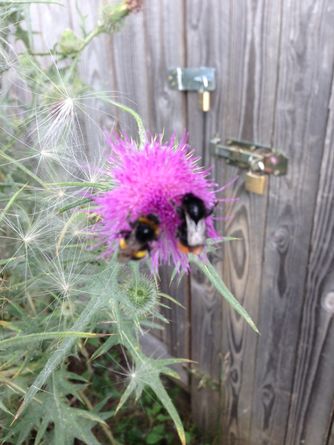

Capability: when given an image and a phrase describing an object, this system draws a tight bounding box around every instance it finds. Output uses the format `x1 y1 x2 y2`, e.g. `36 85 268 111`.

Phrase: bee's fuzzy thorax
94 133 218 271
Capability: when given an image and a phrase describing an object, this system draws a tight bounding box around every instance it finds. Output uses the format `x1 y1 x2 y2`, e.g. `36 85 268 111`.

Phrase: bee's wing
185 213 206 247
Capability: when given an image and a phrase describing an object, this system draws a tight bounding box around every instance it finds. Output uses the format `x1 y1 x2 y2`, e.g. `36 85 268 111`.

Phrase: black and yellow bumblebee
118 214 160 262
176 193 214 255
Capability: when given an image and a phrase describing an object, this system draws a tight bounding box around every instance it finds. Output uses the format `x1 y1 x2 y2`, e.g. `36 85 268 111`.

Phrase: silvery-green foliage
0 3 188 445
2 369 109 445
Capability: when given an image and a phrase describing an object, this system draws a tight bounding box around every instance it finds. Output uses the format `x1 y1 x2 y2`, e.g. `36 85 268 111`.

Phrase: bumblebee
176 193 214 255
118 214 160 262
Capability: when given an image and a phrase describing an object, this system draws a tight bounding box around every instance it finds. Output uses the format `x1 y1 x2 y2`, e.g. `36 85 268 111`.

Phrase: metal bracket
210 138 288 176
168 67 216 91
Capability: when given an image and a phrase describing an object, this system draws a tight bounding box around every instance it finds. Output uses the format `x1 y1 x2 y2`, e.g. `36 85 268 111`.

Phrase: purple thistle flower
94 134 219 271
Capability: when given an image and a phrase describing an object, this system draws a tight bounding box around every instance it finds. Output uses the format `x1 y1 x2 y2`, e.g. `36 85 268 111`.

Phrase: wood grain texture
183 0 230 433
110 0 190 361
29 2 66 55
139 0 189 361
328 420 334 445
213 1 283 443
185 0 224 435
139 0 187 135
185 0 282 439
284 72 334 445
109 0 186 137
69 0 118 162
97 3 147 137
250 1 334 444
189 255 224 437
159 266 190 364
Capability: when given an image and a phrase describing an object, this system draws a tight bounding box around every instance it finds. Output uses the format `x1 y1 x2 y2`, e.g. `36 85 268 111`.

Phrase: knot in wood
272 226 289 252
322 291 334 314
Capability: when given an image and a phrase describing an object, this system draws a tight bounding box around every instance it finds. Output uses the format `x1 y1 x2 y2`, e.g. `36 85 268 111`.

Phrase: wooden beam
284 71 334 445
250 1 334 444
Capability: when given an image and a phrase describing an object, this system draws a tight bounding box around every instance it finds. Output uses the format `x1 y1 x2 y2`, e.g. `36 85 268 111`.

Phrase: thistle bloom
94 134 218 271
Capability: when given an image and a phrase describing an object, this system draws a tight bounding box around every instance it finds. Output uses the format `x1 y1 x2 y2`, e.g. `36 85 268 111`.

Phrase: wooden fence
29 1 334 444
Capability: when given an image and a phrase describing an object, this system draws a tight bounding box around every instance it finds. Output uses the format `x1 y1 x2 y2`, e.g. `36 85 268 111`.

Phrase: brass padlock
245 171 267 195
198 90 210 112
198 75 210 112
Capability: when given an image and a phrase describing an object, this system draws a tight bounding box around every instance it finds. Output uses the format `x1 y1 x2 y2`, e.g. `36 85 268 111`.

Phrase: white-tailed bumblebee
118 214 160 262
176 193 214 255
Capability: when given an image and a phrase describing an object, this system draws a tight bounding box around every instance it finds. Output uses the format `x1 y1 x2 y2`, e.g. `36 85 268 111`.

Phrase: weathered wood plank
158 266 189 362
29 2 66 55
284 73 334 445
110 0 189 358
185 0 282 439
139 0 187 136
106 7 150 137
68 0 118 162
250 1 334 444
214 1 283 443
328 420 334 445
188 254 224 438
110 0 187 135
185 0 225 435
140 0 188 358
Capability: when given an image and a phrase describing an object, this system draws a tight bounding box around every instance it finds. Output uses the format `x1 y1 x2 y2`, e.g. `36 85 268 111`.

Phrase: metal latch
168 67 216 112
211 138 288 195
211 138 288 175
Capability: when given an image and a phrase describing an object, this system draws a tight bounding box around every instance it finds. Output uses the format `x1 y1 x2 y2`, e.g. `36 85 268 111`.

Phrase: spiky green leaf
189 255 259 333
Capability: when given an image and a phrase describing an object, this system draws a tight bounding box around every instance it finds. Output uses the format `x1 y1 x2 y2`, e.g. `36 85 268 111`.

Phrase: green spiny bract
119 272 160 319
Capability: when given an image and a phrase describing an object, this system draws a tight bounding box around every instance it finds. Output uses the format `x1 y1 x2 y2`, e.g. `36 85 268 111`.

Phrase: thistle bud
120 274 159 318
58 28 83 56
101 0 143 32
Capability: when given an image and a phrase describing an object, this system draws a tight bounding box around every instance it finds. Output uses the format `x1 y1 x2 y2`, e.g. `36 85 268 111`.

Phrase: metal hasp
168 67 216 91
210 137 288 176
168 67 216 112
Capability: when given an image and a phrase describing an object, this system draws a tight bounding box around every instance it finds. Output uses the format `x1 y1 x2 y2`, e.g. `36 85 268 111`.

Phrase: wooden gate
30 1 334 443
